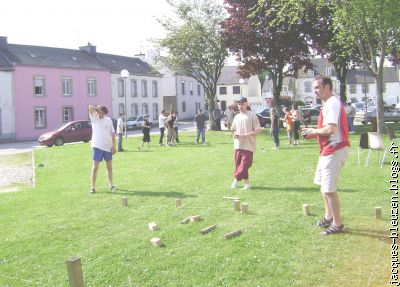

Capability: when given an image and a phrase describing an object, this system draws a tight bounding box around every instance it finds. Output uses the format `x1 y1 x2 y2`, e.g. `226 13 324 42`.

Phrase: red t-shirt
317 96 350 155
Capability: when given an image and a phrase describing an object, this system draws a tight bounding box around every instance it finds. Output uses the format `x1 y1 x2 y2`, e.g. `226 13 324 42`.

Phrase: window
131 79 137 97
326 67 332 76
131 103 138 116
362 84 369 93
152 80 158 98
142 103 149 115
34 106 46 128
307 69 314 76
87 78 96 96
141 80 148 97
152 103 158 120
118 78 124 97
182 101 186 112
219 87 227 95
34 76 45 97
62 106 73 122
195 102 201 112
62 78 72 96
119 103 125 114
350 85 356 94
181 81 185 95
198 84 201 96
189 81 193 95
232 86 240 94
304 82 312 93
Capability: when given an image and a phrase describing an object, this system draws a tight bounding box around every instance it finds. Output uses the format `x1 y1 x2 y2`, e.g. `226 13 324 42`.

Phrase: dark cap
236 97 247 103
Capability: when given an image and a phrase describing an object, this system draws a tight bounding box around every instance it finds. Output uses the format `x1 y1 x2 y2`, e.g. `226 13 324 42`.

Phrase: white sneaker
242 184 251 190
231 181 238 188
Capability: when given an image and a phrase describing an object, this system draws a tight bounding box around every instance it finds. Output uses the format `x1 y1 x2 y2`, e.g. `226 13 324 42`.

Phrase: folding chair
366 132 388 168
358 133 369 166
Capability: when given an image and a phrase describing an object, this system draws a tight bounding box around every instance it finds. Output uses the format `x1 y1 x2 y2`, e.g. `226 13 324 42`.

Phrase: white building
0 41 15 142
216 66 263 110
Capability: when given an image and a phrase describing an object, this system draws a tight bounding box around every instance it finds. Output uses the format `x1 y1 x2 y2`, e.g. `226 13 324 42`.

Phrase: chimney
146 49 161 65
79 42 96 55
135 52 145 62
0 36 8 50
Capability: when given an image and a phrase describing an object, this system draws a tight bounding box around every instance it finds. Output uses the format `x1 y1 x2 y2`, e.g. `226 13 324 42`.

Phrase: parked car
254 107 271 128
300 108 320 125
355 106 400 124
38 120 92 147
126 115 152 130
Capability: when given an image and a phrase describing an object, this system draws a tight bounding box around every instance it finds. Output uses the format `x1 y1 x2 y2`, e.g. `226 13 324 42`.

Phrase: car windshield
57 122 72 131
128 117 137 121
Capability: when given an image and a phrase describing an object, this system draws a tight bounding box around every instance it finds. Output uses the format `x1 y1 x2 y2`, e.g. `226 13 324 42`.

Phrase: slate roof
217 66 249 85
94 53 161 76
4 44 107 70
297 58 336 78
347 67 398 84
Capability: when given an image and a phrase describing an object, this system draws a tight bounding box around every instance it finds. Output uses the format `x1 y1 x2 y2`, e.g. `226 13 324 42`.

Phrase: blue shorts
92 147 112 162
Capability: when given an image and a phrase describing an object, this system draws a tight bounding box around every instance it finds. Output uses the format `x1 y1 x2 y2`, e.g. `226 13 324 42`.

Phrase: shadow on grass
115 189 197 198
251 186 357 193
345 228 390 243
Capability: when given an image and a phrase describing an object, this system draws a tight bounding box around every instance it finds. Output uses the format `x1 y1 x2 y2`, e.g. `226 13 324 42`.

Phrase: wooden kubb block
150 237 164 247
181 216 191 224
200 225 216 235
121 197 128 207
375 207 382 220
302 204 310 216
148 222 158 231
190 215 201 222
241 203 249 213
176 198 182 208
224 229 242 240
233 200 241 211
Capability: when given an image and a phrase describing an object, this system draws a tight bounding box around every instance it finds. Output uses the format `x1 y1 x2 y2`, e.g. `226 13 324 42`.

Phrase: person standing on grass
302 76 349 236
280 107 293 145
270 108 280 149
194 109 206 144
231 97 261 190
158 110 166 146
345 102 356 134
224 106 235 130
116 112 125 152
141 114 151 148
166 111 176 146
88 105 116 194
291 104 301 146
173 111 180 143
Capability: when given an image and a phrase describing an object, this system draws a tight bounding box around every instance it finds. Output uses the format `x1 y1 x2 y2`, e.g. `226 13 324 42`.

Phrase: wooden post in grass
241 203 248 214
66 256 84 287
233 200 240 211
200 225 216 234
224 229 242 239
121 197 128 207
302 204 310 216
375 207 382 220
176 198 182 208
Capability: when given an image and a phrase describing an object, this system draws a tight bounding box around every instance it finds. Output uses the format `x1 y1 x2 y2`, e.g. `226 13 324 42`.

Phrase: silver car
355 106 400 124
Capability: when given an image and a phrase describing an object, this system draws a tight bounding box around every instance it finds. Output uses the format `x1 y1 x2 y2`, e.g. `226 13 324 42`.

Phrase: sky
1 0 178 57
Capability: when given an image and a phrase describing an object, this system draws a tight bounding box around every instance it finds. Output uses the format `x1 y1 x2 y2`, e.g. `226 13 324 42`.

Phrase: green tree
157 0 228 130
335 0 400 133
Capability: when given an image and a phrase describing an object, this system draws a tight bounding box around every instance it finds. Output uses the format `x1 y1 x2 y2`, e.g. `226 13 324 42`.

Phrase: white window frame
142 103 149 115
152 80 158 98
87 78 96 96
34 76 45 97
307 69 314 76
326 67 332 76
189 81 193 95
131 103 138 117
350 84 356 94
131 79 138 97
62 106 73 123
304 82 312 93
197 84 201 96
119 103 125 114
141 80 148 98
118 78 124 97
182 101 186 112
62 77 72 97
34 106 47 128
152 103 158 120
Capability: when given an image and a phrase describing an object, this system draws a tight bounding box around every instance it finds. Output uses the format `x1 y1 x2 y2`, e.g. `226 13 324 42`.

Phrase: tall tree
335 0 400 133
222 0 310 106
157 0 228 130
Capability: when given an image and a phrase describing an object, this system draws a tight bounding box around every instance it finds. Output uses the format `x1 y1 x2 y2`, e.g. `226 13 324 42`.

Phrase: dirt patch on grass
0 152 33 193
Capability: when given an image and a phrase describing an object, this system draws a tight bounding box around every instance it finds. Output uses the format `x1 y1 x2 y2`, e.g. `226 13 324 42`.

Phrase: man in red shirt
302 76 350 236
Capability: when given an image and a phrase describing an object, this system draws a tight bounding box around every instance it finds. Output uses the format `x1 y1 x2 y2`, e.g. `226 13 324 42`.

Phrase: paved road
0 121 196 155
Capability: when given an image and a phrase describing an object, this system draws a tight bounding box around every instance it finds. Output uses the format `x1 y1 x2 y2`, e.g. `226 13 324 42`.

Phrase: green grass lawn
0 124 394 286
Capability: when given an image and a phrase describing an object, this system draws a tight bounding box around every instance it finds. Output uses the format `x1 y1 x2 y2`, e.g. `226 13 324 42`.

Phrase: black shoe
118 149 125 152
321 224 345 236
89 188 96 194
317 217 333 228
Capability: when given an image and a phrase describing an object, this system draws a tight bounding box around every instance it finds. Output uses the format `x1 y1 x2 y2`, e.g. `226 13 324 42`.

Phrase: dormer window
307 69 314 76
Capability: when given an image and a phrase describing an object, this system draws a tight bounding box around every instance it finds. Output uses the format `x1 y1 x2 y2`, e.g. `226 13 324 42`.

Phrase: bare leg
325 192 342 226
91 161 100 189
105 160 113 188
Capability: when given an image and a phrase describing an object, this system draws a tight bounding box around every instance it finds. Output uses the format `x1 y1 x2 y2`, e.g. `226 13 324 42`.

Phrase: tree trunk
333 61 348 103
375 72 385 134
206 96 216 131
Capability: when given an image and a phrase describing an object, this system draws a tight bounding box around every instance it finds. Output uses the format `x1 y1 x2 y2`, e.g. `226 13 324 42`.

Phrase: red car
38 120 92 147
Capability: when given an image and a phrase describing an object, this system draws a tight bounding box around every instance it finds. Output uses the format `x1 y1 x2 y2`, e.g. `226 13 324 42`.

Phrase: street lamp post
120 69 130 138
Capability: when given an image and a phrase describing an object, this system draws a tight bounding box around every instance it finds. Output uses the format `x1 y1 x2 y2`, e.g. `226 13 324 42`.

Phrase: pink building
0 37 112 141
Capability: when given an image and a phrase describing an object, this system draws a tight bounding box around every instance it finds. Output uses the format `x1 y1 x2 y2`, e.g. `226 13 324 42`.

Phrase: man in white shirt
158 110 166 146
88 105 116 194
116 113 125 152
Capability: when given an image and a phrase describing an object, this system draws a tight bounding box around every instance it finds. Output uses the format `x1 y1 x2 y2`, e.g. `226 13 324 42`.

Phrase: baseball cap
236 97 247 103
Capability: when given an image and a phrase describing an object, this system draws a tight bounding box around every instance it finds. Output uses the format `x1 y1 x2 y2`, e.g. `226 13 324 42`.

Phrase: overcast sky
1 0 177 57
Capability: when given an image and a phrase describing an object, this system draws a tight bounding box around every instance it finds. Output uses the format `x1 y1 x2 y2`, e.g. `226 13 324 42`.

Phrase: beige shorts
314 146 349 193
